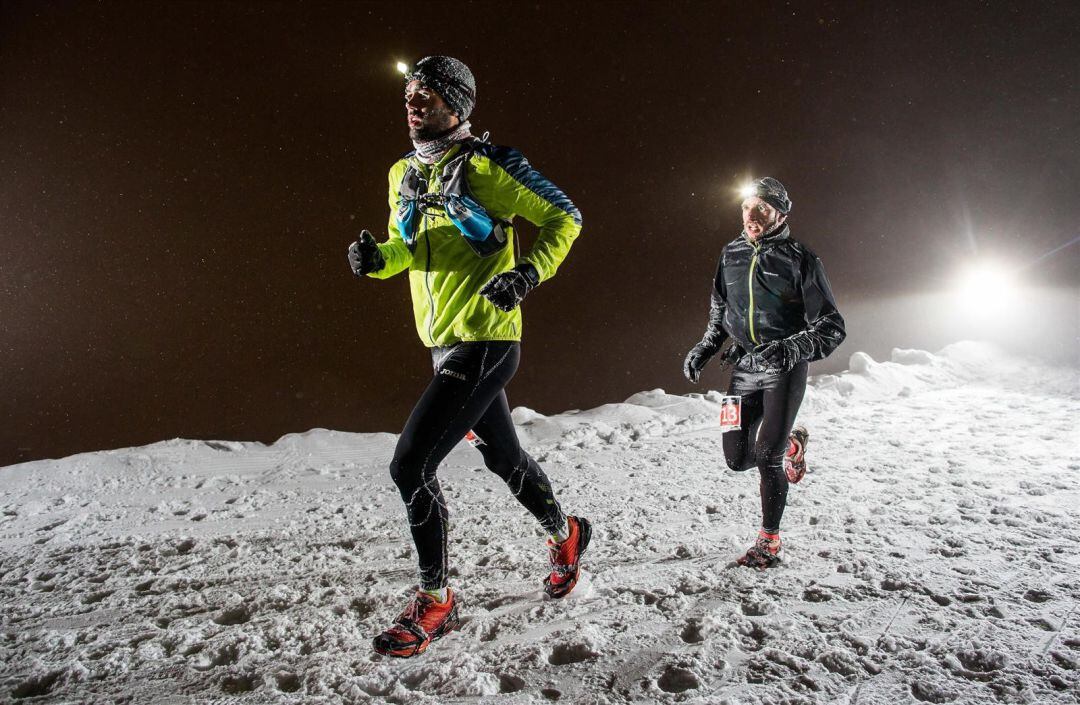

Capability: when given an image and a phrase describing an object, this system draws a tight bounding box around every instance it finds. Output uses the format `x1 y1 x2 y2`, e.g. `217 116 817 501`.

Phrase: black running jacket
697 225 846 362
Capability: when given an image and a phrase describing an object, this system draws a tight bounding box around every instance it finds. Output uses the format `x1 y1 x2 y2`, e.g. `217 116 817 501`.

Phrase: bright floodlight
955 261 1017 312
396 61 409 75
739 183 757 199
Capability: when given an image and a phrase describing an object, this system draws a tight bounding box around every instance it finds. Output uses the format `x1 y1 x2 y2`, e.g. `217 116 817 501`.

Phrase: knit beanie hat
406 56 477 120
749 177 793 214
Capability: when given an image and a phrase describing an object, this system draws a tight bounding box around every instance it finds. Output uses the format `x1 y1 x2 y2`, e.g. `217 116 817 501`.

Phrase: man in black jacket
683 177 845 569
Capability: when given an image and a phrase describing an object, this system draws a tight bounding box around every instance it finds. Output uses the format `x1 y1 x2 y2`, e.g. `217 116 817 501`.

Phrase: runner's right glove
347 230 385 277
683 342 718 384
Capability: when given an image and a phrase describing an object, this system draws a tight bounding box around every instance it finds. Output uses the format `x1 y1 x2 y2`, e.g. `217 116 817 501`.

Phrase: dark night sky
2 1 1077 466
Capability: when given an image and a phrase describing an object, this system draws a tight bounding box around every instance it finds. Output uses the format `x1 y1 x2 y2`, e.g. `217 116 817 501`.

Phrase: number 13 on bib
719 396 742 432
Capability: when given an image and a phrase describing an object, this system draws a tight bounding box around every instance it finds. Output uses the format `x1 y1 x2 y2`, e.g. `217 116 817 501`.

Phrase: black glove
347 230 385 277
479 263 539 312
753 339 800 373
683 342 719 384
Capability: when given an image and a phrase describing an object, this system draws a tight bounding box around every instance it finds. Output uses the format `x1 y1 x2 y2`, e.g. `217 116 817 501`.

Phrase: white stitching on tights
407 343 516 585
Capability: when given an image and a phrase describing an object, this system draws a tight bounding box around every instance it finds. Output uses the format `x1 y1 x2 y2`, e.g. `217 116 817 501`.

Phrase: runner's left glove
347 230 385 276
753 335 812 373
480 263 540 312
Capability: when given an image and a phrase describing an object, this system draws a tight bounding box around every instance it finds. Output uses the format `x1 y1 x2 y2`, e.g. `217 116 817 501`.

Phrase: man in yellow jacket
348 56 591 658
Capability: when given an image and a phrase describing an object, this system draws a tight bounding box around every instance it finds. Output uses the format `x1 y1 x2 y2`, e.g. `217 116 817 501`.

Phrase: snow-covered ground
1 342 1078 704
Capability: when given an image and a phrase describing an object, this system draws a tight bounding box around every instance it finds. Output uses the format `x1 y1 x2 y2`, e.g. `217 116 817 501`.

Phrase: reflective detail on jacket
704 224 846 361
367 142 582 347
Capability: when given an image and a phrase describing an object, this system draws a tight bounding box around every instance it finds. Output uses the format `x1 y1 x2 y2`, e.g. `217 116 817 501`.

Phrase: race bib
719 396 742 432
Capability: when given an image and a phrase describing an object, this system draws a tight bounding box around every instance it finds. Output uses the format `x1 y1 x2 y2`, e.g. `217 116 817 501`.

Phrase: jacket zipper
423 167 437 346
748 241 760 345
424 218 435 346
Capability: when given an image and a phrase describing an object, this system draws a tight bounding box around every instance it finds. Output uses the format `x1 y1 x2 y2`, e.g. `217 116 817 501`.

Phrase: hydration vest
396 139 510 258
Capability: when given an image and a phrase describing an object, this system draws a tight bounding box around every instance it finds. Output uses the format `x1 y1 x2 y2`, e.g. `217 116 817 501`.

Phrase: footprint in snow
680 619 705 643
213 605 252 626
273 671 301 693
175 538 197 555
498 674 526 693
547 642 599 665
190 642 241 671
10 672 62 699
741 600 772 616
220 672 259 694
657 665 700 693
83 589 113 605
1023 588 1052 603
36 518 68 532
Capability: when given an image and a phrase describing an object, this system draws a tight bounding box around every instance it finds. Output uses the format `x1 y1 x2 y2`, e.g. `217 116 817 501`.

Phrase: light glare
955 261 1018 314
396 61 409 75
739 183 757 199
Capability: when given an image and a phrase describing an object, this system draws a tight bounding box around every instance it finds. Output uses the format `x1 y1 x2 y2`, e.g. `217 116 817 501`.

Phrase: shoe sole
786 427 809 483
545 516 592 599
785 459 807 484
737 557 782 571
736 553 782 570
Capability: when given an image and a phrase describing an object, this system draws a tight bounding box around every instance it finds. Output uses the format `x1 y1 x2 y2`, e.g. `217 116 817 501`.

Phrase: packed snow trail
1 342 1078 704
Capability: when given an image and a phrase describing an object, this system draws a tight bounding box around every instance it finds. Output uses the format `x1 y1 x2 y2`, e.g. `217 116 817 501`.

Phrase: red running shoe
544 516 592 598
372 589 461 658
784 425 810 484
736 530 782 570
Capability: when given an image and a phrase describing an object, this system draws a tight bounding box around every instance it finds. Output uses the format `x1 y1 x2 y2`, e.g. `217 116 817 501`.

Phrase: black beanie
406 56 477 120
750 177 793 215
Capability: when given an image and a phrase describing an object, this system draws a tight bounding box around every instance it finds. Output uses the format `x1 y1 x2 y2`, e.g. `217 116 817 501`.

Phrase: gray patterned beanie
406 56 477 120
750 177 793 214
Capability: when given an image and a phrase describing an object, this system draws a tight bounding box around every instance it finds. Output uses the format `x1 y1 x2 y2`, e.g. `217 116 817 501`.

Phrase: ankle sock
550 519 570 544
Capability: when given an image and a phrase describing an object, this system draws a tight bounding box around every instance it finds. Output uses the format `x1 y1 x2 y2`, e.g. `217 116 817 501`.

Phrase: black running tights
389 341 567 590
723 362 808 533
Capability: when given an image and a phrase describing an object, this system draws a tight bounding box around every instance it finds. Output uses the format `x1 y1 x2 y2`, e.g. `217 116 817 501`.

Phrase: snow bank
809 341 1078 404
515 341 1075 448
